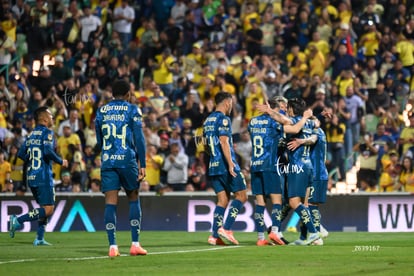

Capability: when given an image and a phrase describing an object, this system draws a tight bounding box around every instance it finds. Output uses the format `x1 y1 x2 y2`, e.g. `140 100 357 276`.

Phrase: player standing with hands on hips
95 79 147 257
9 107 69 245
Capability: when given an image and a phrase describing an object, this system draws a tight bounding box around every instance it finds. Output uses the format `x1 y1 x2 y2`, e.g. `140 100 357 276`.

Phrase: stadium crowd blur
0 0 413 194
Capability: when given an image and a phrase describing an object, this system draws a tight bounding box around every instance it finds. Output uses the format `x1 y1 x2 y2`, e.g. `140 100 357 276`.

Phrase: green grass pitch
1 231 413 275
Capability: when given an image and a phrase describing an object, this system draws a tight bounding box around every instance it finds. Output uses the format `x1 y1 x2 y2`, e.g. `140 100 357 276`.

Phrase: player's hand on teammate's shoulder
62 159 69 168
303 109 313 118
256 102 271 114
287 139 301 151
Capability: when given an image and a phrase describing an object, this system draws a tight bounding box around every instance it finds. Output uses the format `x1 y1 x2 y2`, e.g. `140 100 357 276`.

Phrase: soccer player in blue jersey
95 79 147 257
283 98 321 244
248 97 313 246
204 92 247 246
288 118 328 245
9 106 68 245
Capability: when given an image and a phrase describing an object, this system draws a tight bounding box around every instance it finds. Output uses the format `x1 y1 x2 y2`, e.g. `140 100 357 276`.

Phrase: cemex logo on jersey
275 156 304 176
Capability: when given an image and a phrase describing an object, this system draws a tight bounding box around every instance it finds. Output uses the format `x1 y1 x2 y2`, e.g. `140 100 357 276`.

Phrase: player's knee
217 197 229 207
289 198 300 209
235 191 248 203
44 206 54 217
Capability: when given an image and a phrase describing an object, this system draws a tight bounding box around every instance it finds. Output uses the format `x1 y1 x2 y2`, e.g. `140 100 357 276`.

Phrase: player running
9 107 68 245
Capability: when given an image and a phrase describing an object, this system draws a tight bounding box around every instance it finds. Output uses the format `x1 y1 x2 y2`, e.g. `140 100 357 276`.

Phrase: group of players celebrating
203 92 328 246
9 85 327 257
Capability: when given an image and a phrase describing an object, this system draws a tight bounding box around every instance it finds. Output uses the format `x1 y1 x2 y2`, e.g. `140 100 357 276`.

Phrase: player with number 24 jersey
95 100 146 170
95 80 147 257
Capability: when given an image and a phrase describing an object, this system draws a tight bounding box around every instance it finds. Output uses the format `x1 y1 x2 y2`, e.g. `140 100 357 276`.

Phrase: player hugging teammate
258 97 329 245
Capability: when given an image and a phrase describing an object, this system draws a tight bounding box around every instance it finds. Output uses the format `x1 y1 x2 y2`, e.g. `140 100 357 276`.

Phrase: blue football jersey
287 116 317 168
95 100 146 170
248 114 284 172
18 125 63 187
203 111 240 176
311 128 329 181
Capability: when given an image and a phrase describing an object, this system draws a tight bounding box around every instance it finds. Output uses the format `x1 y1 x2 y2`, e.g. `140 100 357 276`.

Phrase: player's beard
226 102 232 116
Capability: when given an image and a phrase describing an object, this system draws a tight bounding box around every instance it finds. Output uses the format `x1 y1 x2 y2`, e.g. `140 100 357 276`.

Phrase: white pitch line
0 246 242 265
148 246 242 255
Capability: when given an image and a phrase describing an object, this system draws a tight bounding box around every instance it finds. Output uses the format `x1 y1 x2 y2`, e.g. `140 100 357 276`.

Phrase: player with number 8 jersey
248 97 312 246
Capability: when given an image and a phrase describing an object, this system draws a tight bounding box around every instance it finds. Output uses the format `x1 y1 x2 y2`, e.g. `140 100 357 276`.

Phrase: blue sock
212 206 225 238
271 204 282 231
295 204 317 233
280 202 291 222
309 205 321 232
17 208 46 224
129 200 142 243
254 205 266 233
223 199 243 230
299 222 307 240
37 219 47 240
105 204 117 246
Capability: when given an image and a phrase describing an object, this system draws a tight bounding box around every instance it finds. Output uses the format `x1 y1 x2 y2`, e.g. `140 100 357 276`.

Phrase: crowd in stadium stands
0 0 413 194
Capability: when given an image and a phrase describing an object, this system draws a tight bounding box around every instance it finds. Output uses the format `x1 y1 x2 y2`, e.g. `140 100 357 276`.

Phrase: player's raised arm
257 102 293 125
283 109 313 134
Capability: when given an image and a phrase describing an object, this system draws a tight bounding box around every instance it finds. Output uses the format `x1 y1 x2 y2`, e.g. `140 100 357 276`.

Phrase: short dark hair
287 98 307 116
112 79 130 97
34 106 49 123
214 92 232 105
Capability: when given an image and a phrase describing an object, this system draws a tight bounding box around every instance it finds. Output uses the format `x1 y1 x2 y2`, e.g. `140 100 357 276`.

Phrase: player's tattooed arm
257 103 293 125
269 109 293 125
283 109 313 133
287 134 318 151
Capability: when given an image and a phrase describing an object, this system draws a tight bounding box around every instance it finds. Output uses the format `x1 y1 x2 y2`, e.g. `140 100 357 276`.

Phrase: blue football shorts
308 180 328 204
287 166 313 198
251 171 283 196
30 185 55 206
210 171 246 194
101 167 139 193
